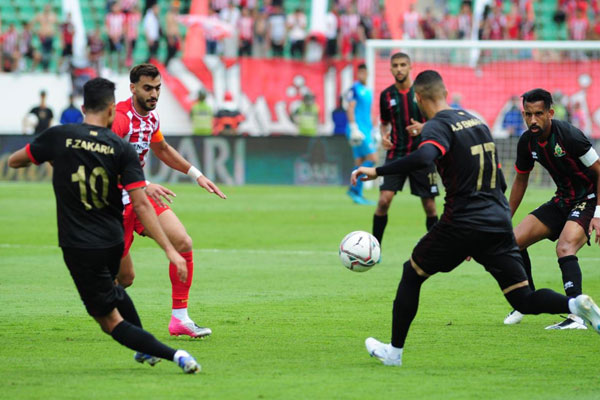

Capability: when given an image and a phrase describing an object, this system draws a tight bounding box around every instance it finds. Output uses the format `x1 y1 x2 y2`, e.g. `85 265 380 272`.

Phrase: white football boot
503 310 524 325
569 294 600 334
545 314 587 330
365 337 402 366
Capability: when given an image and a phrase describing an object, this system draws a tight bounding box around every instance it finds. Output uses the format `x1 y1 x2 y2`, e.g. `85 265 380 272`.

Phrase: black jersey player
373 52 438 247
351 70 600 366
8 77 200 374
503 88 600 329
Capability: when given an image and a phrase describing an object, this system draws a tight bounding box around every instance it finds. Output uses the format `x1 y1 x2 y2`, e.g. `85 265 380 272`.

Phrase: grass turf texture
1 182 599 400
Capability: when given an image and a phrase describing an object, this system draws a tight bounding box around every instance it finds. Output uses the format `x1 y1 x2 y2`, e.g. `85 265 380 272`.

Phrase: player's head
82 77 116 127
413 70 447 106
521 88 554 136
357 63 367 85
390 52 411 85
130 63 161 112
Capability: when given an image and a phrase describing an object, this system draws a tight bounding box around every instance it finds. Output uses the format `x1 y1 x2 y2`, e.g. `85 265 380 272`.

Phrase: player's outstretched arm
508 172 529 217
129 187 188 282
587 161 600 244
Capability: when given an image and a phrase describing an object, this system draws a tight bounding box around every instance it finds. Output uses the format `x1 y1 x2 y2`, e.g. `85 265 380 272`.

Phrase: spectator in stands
450 93 463 109
125 5 141 67
190 89 213 135
205 7 221 55
60 93 83 124
552 91 570 122
165 2 182 67
220 1 240 57
457 1 472 39
339 6 360 59
324 5 339 59
25 90 54 135
238 7 254 56
267 5 286 57
287 8 307 59
482 5 507 40
2 23 20 72
292 93 319 136
211 0 229 13
213 91 245 135
121 0 139 13
402 3 420 39
144 3 161 61
252 8 268 57
505 4 522 40
420 8 438 40
502 95 525 137
35 4 58 71
570 101 589 135
106 2 125 71
332 96 348 136
87 24 105 75
372 5 391 40
19 21 41 72
58 13 75 73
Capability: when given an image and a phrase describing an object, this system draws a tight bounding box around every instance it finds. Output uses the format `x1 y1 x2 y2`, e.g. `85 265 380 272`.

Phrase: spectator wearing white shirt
238 7 253 56
143 4 161 61
287 8 307 59
267 5 286 57
325 6 339 58
205 7 221 55
220 2 240 57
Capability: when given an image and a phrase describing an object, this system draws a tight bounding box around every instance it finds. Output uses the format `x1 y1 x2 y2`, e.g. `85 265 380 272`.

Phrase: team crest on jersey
554 143 565 158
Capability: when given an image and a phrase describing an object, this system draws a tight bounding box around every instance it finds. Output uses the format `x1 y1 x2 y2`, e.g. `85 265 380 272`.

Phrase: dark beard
395 75 407 84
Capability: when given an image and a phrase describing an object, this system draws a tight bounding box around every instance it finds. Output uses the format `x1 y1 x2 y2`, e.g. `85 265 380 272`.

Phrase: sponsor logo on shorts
532 151 538 160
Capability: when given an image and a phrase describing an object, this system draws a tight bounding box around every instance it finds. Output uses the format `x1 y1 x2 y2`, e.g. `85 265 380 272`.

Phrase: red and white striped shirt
125 11 141 40
569 16 589 40
2 28 19 53
238 15 253 41
356 0 373 15
339 13 360 38
211 0 229 11
105 12 125 39
112 97 163 167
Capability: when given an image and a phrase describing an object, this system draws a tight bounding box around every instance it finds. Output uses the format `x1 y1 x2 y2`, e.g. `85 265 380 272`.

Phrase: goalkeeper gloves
349 122 365 146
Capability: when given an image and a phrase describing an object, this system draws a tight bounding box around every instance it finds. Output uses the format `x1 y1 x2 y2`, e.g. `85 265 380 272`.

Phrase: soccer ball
339 231 381 272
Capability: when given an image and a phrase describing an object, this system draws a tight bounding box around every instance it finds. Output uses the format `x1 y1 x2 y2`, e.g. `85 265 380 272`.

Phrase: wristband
595 206 600 219
187 166 203 180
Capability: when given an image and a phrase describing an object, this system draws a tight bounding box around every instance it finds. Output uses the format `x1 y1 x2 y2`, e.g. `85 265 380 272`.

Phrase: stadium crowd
2 0 600 74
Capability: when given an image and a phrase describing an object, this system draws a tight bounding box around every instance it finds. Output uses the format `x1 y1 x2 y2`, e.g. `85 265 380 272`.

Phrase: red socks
169 251 194 309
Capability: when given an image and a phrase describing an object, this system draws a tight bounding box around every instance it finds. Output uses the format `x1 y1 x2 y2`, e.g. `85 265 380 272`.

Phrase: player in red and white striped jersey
112 64 226 338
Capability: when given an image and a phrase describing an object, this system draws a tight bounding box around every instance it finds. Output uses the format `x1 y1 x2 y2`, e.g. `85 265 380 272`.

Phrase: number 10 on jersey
71 165 109 210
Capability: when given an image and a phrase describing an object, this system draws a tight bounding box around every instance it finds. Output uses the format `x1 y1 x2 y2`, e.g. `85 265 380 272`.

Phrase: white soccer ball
339 231 381 272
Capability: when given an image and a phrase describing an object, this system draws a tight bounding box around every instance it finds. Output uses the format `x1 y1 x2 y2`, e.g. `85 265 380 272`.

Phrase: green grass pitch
1 182 599 400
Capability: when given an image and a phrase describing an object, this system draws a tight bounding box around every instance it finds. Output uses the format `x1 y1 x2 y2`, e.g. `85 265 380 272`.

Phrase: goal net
366 39 600 187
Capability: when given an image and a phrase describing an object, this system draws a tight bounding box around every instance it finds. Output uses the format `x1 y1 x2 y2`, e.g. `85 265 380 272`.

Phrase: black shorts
62 243 124 317
380 159 439 198
411 222 527 291
108 38 124 53
62 43 73 57
530 198 595 241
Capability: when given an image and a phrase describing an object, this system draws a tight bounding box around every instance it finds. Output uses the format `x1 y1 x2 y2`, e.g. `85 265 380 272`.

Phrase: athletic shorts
380 159 439 198
62 243 125 317
411 221 527 291
122 195 170 257
530 198 595 241
351 137 377 159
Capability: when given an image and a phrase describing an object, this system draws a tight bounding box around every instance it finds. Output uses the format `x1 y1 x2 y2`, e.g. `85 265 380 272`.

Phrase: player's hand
381 133 393 150
349 122 365 146
145 183 176 207
589 217 600 245
167 250 187 283
351 167 377 186
197 175 227 199
407 118 424 137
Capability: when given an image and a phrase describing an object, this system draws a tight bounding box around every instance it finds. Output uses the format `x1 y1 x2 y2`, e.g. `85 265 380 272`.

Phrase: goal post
366 39 600 187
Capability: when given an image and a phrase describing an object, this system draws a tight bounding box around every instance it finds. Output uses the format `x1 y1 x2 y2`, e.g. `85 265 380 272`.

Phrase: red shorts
122 195 170 257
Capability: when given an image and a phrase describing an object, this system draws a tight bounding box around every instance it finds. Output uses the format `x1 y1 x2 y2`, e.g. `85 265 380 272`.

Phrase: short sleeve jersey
515 119 596 207
346 81 373 136
419 109 512 231
379 84 424 159
112 97 164 167
30 106 54 134
25 123 146 248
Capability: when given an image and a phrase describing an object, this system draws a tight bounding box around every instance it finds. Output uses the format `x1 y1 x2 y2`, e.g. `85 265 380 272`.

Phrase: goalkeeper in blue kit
346 63 378 205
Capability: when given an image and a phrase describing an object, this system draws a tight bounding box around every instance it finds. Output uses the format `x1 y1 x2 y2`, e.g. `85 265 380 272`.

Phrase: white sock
388 345 403 359
172 308 191 322
173 349 190 363
568 298 577 315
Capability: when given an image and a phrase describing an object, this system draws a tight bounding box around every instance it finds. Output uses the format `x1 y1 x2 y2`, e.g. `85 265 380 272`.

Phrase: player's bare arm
509 171 530 217
150 140 227 199
145 183 176 207
587 161 600 243
380 123 392 150
7 148 32 168
129 187 187 282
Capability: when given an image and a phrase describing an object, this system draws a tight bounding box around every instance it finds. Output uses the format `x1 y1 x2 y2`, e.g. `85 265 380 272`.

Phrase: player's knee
117 271 135 288
555 241 577 258
173 234 193 253
376 199 391 214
